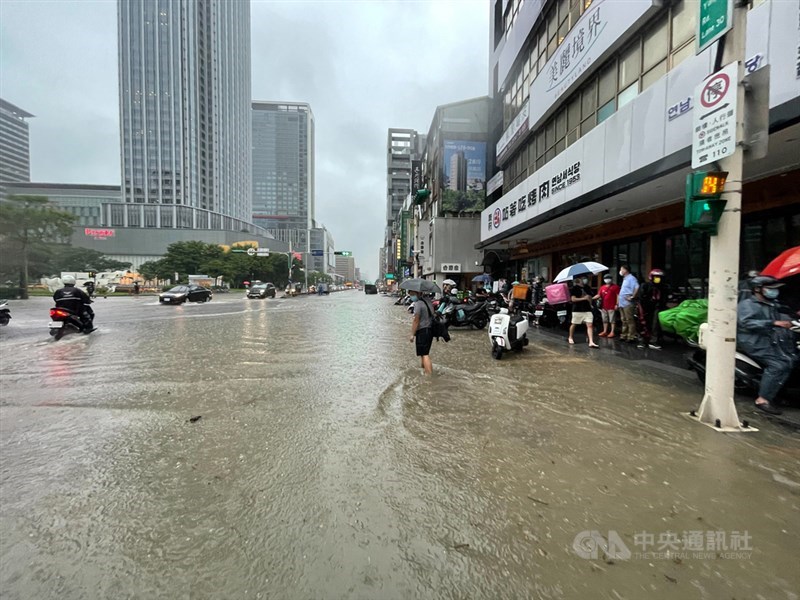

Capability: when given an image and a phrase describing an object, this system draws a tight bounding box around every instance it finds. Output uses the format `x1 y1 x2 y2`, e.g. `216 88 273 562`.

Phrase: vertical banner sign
411 160 423 193
692 61 738 168
697 0 733 54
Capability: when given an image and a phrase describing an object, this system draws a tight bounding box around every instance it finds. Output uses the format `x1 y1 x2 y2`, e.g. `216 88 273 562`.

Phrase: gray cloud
0 0 488 280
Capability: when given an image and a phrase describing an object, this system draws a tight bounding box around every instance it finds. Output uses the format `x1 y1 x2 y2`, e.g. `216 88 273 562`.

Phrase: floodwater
1 293 798 599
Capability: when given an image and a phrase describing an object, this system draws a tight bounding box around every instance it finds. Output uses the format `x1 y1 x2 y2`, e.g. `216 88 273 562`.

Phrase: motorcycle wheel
474 315 489 330
49 329 58 337
492 344 503 360
54 329 65 341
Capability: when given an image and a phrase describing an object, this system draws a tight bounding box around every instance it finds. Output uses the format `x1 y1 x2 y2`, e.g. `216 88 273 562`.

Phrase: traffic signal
684 171 728 235
334 251 352 256
413 188 430 205
87 271 97 279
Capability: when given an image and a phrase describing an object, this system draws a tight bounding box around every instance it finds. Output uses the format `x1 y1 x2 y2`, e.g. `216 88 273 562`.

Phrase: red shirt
598 284 620 310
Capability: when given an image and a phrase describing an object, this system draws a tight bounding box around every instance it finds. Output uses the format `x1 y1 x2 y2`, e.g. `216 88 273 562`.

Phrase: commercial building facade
118 0 252 229
309 224 335 274
252 102 315 248
415 96 493 285
482 0 800 294
0 98 33 198
385 128 426 277
3 182 287 272
335 255 356 283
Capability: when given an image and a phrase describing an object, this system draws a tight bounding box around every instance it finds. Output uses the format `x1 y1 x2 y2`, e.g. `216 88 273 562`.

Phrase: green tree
0 195 76 298
51 246 131 273
158 241 225 281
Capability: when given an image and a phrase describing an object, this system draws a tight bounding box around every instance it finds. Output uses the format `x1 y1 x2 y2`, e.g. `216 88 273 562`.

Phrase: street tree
0 195 76 298
51 246 131 273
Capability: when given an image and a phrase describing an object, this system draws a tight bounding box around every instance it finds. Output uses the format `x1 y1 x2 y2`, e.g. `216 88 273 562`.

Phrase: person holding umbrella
569 274 599 348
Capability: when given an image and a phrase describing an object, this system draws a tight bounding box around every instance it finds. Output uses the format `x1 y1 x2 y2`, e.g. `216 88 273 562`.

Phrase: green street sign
697 0 733 54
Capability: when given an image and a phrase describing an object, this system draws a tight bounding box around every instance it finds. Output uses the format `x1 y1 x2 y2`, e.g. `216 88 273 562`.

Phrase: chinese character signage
692 61 738 168
529 0 654 129
483 160 582 240
411 160 423 193
440 264 462 273
441 140 486 215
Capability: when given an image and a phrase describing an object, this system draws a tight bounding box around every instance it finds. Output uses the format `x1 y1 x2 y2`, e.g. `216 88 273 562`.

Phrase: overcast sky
0 0 489 280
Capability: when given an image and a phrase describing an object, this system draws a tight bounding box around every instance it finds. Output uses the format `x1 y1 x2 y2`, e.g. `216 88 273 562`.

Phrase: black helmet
749 275 783 290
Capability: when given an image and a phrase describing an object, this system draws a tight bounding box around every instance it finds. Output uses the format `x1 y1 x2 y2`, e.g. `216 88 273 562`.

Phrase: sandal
568 338 575 345
588 343 600 348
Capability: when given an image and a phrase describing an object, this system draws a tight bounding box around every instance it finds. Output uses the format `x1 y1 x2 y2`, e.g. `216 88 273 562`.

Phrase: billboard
441 140 486 214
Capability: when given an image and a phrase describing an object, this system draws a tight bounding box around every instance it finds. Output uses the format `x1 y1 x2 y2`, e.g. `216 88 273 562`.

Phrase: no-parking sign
692 61 738 168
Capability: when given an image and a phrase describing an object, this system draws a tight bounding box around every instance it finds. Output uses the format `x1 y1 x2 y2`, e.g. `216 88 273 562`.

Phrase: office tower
117 0 252 229
251 101 315 248
0 98 33 197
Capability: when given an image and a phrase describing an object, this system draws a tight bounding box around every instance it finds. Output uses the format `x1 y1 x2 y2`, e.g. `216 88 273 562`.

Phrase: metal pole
304 229 309 293
696 2 747 431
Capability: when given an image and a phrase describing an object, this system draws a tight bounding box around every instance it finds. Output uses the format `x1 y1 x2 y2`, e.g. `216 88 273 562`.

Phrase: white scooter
489 308 530 359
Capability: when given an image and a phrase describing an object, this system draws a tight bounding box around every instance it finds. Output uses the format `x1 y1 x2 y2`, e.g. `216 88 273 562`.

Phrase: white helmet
62 275 76 286
443 279 457 287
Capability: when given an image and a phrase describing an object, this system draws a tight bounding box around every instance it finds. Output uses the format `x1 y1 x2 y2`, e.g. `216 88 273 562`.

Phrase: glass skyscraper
251 102 315 248
117 0 252 230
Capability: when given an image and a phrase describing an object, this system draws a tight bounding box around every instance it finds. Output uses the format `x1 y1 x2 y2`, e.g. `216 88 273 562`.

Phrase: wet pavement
1 292 798 599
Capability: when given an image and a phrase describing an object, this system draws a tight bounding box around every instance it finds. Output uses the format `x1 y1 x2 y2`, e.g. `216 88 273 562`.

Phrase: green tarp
658 299 708 343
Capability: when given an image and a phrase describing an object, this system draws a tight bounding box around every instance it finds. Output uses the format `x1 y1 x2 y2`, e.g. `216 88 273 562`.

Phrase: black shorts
415 327 433 357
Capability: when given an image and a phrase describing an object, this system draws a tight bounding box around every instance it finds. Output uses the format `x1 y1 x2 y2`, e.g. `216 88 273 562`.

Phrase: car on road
159 284 212 304
247 283 276 299
364 284 377 294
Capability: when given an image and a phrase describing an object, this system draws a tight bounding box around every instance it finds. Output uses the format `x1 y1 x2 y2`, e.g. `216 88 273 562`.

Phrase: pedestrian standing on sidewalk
569 276 599 348
638 268 670 349
594 275 620 338
409 292 434 375
617 265 639 343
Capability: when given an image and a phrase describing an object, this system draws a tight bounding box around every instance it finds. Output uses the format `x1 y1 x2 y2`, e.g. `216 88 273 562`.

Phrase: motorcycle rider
53 275 95 330
737 275 798 415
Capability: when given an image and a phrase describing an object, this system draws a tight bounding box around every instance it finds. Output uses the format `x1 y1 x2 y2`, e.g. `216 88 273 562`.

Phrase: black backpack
423 299 450 342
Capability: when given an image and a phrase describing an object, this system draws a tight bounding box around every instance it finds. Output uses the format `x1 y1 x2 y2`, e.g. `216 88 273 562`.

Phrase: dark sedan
159 284 212 304
247 283 276 299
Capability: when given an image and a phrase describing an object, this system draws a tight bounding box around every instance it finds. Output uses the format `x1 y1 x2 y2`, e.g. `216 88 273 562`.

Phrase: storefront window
642 59 668 90
618 82 639 108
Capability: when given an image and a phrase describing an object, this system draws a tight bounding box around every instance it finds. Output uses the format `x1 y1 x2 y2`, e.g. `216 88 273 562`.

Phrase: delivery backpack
424 300 450 342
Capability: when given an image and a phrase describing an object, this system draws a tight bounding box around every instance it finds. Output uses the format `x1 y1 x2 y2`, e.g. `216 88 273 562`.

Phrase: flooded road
1 292 798 599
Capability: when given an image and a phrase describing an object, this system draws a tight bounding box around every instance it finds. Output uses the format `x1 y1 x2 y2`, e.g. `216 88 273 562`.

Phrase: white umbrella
554 262 608 283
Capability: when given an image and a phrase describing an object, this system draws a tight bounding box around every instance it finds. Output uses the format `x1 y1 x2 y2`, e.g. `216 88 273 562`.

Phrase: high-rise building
310 224 334 274
448 152 467 192
117 0 252 230
0 98 34 197
385 128 425 276
252 101 315 248
335 255 355 283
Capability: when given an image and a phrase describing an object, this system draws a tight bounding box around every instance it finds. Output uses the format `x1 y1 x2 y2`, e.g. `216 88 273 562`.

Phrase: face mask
763 288 779 300
409 294 418 302
619 270 625 277
603 279 612 285
653 277 661 284
581 278 589 284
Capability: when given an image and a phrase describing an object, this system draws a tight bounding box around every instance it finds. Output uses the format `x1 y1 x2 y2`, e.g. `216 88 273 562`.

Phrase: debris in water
527 496 550 506
187 415 202 423
453 543 470 550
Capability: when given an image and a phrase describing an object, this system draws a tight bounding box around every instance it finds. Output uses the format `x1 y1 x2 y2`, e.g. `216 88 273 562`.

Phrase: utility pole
695 0 749 431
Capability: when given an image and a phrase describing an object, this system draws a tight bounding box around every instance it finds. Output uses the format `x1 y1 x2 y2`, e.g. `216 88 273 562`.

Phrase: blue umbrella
472 274 492 284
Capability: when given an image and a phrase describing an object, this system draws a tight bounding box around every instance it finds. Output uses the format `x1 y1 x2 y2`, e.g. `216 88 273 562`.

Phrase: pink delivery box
545 283 570 305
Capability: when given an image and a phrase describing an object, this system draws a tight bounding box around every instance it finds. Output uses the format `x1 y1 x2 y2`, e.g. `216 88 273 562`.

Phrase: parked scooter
488 308 530 359
441 300 490 329
0 300 10 326
686 321 800 402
